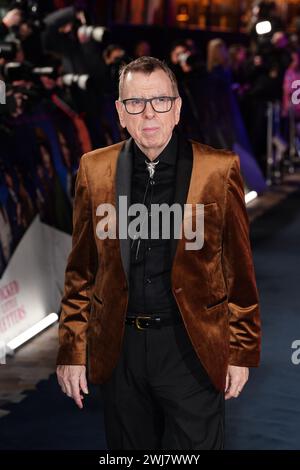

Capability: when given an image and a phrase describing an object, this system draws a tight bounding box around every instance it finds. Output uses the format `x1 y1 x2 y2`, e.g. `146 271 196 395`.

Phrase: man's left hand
225 365 249 400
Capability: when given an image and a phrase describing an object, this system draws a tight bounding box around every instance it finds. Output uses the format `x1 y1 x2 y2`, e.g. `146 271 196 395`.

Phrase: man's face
115 70 181 157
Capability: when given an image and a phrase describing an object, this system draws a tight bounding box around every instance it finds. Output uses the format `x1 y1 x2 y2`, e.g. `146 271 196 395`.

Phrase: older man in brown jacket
56 57 261 450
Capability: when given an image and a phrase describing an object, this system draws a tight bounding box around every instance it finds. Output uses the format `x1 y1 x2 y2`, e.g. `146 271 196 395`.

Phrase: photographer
42 5 103 76
42 5 115 146
0 60 41 118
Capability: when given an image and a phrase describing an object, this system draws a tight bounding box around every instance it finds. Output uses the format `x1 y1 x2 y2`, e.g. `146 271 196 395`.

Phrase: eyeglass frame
119 96 179 114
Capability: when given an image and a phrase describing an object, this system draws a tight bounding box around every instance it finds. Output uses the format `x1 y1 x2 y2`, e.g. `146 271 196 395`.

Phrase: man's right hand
56 365 88 409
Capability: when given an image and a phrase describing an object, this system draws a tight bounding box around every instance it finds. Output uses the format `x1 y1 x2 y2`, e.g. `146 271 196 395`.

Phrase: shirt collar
133 130 177 167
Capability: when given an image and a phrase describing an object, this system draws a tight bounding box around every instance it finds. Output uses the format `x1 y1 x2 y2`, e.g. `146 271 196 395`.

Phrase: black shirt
127 131 180 316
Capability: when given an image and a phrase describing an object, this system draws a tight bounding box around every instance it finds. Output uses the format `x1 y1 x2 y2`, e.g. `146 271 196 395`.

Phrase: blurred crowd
0 0 300 273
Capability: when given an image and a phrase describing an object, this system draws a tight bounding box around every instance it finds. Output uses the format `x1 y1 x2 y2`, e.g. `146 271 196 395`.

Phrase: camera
77 25 107 43
32 66 58 80
3 61 32 82
62 73 90 91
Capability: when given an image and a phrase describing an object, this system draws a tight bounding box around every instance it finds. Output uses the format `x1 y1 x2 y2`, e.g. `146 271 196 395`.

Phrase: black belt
125 314 183 330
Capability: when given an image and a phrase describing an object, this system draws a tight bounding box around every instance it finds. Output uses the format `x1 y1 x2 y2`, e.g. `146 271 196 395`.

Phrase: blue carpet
0 377 105 450
1 189 300 450
226 188 300 449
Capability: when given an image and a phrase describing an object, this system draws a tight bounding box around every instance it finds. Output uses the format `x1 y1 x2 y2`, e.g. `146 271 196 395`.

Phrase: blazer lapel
115 137 133 286
170 132 194 264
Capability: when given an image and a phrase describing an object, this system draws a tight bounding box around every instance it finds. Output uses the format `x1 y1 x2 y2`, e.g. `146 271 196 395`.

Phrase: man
56 57 261 450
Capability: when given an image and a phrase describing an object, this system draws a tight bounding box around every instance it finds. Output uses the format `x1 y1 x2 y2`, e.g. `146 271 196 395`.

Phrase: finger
79 371 89 395
234 384 244 398
59 374 73 397
225 373 230 393
236 380 247 395
231 382 241 398
56 374 67 394
64 380 73 398
225 383 235 400
73 394 83 408
69 379 83 409
225 381 241 400
57 377 67 394
225 388 238 400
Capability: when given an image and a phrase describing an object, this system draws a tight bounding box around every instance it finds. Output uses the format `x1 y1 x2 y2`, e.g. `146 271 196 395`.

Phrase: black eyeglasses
120 96 179 114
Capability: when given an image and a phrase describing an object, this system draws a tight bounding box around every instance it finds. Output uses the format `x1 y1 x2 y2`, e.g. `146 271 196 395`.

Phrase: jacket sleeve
56 153 98 365
222 154 261 366
42 6 75 54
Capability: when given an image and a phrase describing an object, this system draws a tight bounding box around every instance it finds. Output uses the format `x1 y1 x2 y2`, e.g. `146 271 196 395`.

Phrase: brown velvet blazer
56 135 261 392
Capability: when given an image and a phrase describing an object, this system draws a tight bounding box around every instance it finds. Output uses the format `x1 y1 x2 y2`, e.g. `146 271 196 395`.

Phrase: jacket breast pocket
202 202 222 248
183 202 222 253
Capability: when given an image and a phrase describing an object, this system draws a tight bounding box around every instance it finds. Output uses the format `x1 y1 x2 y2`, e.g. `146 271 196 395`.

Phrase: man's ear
174 96 182 125
115 100 126 128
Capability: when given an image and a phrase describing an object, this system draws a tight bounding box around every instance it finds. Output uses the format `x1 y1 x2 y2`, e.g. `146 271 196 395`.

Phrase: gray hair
118 56 179 99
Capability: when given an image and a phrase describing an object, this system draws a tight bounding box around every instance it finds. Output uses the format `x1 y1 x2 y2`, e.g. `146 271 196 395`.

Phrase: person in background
133 40 151 58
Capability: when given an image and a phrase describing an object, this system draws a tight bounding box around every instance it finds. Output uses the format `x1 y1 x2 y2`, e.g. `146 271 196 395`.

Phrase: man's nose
143 100 155 118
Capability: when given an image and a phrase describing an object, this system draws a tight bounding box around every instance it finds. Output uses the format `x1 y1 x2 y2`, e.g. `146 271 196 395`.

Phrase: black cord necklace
131 159 160 259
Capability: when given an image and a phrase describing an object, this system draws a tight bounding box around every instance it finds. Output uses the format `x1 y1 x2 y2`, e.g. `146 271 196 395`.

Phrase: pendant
145 159 159 178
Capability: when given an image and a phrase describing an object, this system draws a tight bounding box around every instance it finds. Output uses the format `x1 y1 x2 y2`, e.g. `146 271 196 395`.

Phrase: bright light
256 21 272 35
245 191 258 204
7 313 58 351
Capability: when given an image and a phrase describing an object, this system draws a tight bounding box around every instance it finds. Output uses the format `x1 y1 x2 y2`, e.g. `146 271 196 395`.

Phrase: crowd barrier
266 101 300 186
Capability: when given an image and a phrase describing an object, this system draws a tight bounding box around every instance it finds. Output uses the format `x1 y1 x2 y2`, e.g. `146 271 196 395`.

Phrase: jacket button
174 287 183 294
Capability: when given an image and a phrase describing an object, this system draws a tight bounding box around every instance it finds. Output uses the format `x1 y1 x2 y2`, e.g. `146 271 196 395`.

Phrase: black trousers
100 320 225 450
